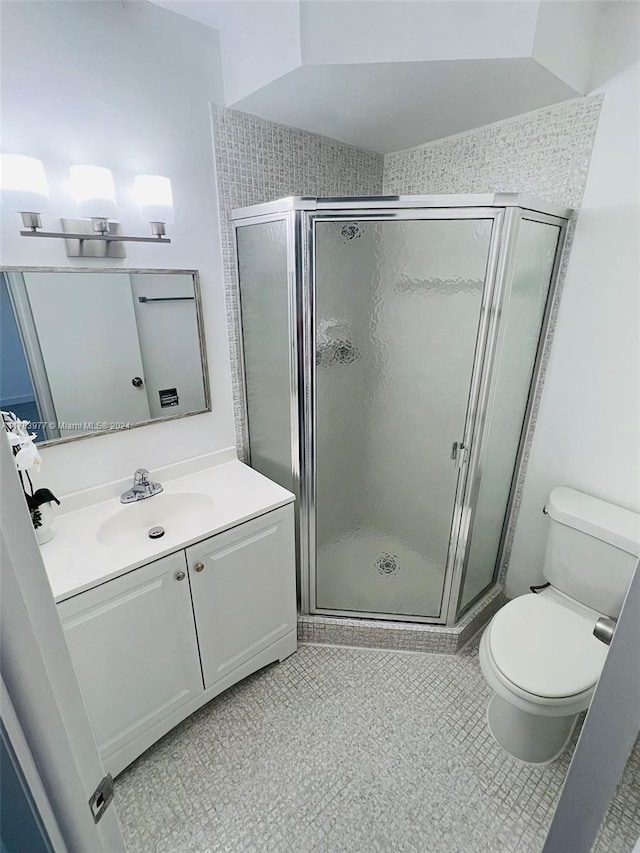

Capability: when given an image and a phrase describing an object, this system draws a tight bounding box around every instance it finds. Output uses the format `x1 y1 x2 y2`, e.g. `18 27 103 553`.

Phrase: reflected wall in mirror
0 268 210 445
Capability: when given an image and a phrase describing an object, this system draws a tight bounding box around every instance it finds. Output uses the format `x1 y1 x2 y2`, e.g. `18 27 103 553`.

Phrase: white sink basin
97 492 215 548
41 457 296 602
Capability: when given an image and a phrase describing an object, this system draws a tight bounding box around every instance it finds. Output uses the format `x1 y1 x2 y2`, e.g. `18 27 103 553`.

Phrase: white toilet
480 486 640 764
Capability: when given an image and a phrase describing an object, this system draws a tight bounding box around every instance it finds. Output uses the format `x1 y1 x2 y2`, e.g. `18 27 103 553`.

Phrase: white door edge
0 434 126 852
1 675 68 852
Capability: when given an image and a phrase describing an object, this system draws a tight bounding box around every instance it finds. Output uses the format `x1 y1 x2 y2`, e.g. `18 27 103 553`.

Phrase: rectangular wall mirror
0 268 210 446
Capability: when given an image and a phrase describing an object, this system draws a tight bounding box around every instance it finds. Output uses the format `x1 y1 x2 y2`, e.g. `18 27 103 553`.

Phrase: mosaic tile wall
383 95 603 206
211 106 383 457
383 95 604 583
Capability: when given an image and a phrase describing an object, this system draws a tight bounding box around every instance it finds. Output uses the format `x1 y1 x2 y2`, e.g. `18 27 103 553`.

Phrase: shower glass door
236 218 295 492
311 215 495 620
457 215 563 614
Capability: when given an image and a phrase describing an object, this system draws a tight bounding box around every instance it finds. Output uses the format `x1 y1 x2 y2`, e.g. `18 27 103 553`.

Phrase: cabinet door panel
58 551 203 761
187 507 296 688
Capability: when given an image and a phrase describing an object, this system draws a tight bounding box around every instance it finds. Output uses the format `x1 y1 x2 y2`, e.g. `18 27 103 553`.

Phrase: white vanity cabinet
58 550 203 775
187 508 297 689
57 504 297 777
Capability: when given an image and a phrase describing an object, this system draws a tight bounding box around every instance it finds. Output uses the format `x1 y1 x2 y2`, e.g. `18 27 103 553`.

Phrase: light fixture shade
133 175 174 224
69 165 117 218
0 154 50 212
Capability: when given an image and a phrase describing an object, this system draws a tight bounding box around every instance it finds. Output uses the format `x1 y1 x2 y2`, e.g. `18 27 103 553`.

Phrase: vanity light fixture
0 154 50 230
132 175 174 239
68 164 118 234
1 156 172 259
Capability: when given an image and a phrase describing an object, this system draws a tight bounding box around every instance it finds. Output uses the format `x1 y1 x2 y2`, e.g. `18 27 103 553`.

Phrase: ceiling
230 57 579 154
148 0 591 154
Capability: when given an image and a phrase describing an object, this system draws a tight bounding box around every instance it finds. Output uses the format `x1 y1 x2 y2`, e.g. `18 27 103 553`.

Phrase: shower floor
316 530 445 618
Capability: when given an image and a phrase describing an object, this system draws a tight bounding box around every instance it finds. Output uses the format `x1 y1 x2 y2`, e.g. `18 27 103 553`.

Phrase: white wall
213 1 302 105
153 0 302 105
507 3 640 596
0 0 235 495
532 1 599 95
300 0 539 65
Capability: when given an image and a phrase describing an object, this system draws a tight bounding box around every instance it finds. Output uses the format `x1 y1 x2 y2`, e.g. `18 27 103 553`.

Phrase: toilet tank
543 487 640 617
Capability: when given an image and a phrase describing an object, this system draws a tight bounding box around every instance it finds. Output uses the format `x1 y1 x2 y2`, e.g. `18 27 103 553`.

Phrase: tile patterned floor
115 641 640 853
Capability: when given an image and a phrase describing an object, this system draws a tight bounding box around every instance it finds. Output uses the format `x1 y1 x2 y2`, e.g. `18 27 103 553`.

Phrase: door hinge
450 441 468 469
89 773 114 824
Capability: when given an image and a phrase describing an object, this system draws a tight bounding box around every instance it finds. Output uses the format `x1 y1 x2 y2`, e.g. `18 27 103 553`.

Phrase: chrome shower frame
232 195 570 626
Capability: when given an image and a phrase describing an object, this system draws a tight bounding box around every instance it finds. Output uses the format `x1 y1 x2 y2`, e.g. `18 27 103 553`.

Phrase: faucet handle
134 468 150 484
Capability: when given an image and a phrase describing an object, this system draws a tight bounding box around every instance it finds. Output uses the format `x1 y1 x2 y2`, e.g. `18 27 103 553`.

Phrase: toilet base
486 694 578 764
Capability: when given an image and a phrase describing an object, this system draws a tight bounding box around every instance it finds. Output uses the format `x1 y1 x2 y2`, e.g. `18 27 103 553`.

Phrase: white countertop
41 451 295 603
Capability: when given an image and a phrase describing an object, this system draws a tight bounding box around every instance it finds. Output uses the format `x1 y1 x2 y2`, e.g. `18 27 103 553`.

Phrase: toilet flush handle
593 616 617 646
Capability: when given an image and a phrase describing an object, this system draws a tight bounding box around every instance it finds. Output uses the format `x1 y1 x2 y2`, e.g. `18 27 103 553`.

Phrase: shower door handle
450 441 468 468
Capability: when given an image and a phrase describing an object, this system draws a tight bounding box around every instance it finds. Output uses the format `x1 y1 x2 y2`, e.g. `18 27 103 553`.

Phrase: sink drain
149 526 165 539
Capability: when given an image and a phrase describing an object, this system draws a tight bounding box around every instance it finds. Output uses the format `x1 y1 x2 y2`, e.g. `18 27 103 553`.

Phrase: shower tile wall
383 96 602 205
383 94 603 583
211 106 383 458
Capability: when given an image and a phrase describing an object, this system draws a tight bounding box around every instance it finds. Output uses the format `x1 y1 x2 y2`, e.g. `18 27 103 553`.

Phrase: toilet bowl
479 591 607 763
478 486 640 764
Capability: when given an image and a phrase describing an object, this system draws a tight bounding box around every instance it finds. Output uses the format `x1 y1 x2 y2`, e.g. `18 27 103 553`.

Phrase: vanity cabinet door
186 506 297 689
58 551 203 774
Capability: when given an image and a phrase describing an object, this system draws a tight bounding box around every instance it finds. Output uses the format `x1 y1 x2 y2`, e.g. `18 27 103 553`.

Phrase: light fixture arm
17 217 170 258
18 228 171 244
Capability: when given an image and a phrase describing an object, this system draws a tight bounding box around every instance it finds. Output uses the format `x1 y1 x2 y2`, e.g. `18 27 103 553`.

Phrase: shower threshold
298 585 505 654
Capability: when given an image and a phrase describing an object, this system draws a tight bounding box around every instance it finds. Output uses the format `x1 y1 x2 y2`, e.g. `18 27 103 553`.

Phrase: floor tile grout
116 641 640 853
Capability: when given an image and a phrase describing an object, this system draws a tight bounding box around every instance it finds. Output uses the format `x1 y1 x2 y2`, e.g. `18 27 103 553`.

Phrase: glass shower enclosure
233 195 570 625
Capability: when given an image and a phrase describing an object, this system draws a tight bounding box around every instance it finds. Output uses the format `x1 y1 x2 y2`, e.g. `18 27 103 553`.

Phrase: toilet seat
487 594 608 699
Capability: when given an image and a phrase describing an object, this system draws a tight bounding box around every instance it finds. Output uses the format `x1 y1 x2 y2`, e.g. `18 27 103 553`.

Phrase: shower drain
376 553 400 576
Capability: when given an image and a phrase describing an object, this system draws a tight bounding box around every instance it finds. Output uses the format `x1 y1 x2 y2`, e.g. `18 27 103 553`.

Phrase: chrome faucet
120 468 163 504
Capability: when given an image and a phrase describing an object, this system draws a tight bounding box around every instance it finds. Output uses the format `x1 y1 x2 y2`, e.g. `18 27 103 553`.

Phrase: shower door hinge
89 773 114 824
450 441 468 469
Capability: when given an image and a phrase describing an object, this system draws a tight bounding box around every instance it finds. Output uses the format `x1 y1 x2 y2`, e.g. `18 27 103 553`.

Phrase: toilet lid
488 594 609 699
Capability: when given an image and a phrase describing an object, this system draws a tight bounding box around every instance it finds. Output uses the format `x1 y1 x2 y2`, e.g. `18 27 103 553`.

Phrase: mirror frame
0 266 211 447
